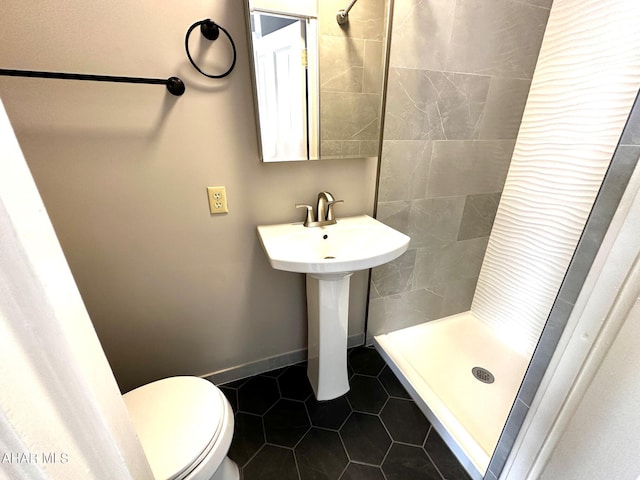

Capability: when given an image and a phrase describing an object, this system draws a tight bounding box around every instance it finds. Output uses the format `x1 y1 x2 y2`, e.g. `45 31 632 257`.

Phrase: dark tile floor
219 346 471 480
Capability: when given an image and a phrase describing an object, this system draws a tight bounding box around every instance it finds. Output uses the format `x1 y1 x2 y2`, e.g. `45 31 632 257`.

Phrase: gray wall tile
384 67 446 141
370 249 416 298
407 196 467 249
446 0 549 79
384 68 491 141
458 192 502 240
430 71 492 140
319 0 387 159
320 35 365 93
367 289 445 337
488 399 530 476
479 77 532 139
389 0 456 71
321 92 381 141
429 277 479 318
321 140 361 158
621 94 640 145
372 0 548 343
319 0 386 40
485 469 499 480
412 237 489 289
559 145 640 305
517 298 573 408
427 140 515 197
514 0 553 9
378 140 432 201
363 40 384 94
491 95 640 475
359 140 380 157
376 200 411 235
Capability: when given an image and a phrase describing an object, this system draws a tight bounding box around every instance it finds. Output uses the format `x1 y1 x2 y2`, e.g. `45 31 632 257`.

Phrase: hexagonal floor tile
243 445 299 480
263 399 310 447
346 375 389 414
228 412 264 468
348 347 386 376
382 444 441 480
378 365 412 399
340 412 391 465
305 395 352 430
424 428 472 480
380 398 431 445
278 364 314 401
262 365 289 378
219 385 238 412
237 375 279 415
340 463 385 480
295 428 348 480
227 356 471 480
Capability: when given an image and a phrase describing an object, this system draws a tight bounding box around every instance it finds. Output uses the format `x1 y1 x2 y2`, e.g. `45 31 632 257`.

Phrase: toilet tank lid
123 376 226 480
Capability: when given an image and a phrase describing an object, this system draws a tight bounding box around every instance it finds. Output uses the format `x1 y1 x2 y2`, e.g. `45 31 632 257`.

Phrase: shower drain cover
472 367 495 384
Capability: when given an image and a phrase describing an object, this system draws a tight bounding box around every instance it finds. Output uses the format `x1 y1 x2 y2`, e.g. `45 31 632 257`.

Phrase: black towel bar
0 68 186 96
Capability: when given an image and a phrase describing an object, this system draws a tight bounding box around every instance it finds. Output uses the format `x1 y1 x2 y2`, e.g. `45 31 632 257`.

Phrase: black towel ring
185 19 237 79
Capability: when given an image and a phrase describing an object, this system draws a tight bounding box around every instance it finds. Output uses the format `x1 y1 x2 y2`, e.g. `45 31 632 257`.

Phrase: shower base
374 311 528 479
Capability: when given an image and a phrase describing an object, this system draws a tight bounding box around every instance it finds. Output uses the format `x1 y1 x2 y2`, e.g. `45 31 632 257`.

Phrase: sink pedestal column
306 272 352 401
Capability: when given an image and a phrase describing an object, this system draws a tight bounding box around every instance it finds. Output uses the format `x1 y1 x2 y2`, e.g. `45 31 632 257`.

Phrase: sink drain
472 367 495 384
324 256 336 259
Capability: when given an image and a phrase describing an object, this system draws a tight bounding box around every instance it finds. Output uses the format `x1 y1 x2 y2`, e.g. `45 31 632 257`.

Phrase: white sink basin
256 214 410 401
257 215 410 276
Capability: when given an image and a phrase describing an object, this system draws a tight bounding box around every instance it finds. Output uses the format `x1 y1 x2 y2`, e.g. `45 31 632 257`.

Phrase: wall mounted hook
200 20 220 41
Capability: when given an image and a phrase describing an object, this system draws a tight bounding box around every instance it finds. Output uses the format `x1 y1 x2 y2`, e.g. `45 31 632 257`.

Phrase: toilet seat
123 376 232 480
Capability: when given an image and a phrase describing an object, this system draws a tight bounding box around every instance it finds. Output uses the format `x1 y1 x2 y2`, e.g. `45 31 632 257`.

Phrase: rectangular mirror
246 1 319 162
246 0 391 162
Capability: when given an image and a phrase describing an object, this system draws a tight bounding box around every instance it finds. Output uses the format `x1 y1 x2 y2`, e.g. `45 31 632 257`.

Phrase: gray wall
0 0 377 392
368 0 551 337
319 0 388 159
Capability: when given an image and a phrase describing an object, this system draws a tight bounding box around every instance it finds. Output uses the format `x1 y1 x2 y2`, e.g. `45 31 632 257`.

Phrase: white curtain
0 99 153 480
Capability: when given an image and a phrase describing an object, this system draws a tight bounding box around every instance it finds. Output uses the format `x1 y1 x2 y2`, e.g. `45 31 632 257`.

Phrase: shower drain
472 367 495 384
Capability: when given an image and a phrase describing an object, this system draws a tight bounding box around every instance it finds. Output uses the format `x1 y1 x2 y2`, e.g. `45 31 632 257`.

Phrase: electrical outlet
207 186 228 214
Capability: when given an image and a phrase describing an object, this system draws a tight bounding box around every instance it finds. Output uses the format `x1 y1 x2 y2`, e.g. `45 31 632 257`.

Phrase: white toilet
123 376 239 480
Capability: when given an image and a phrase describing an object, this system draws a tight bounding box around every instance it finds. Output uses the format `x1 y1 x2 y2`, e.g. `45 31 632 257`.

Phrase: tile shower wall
488 92 640 480
368 0 551 337
319 0 387 159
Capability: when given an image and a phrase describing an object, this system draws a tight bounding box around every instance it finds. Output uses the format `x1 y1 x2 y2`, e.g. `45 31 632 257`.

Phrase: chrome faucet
296 192 344 227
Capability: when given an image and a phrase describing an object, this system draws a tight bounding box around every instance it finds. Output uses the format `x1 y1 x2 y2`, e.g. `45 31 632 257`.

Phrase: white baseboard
203 333 365 385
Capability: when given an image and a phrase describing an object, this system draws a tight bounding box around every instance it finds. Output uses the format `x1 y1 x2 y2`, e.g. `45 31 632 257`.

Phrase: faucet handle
295 204 315 226
326 200 344 221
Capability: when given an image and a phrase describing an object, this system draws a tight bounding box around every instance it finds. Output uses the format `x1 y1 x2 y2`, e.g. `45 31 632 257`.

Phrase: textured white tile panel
472 0 640 356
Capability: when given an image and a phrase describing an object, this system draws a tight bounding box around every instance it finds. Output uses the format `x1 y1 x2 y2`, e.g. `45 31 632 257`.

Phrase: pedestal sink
257 215 410 400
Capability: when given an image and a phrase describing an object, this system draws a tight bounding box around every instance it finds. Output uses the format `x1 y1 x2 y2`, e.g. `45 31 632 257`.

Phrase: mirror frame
245 1 320 162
